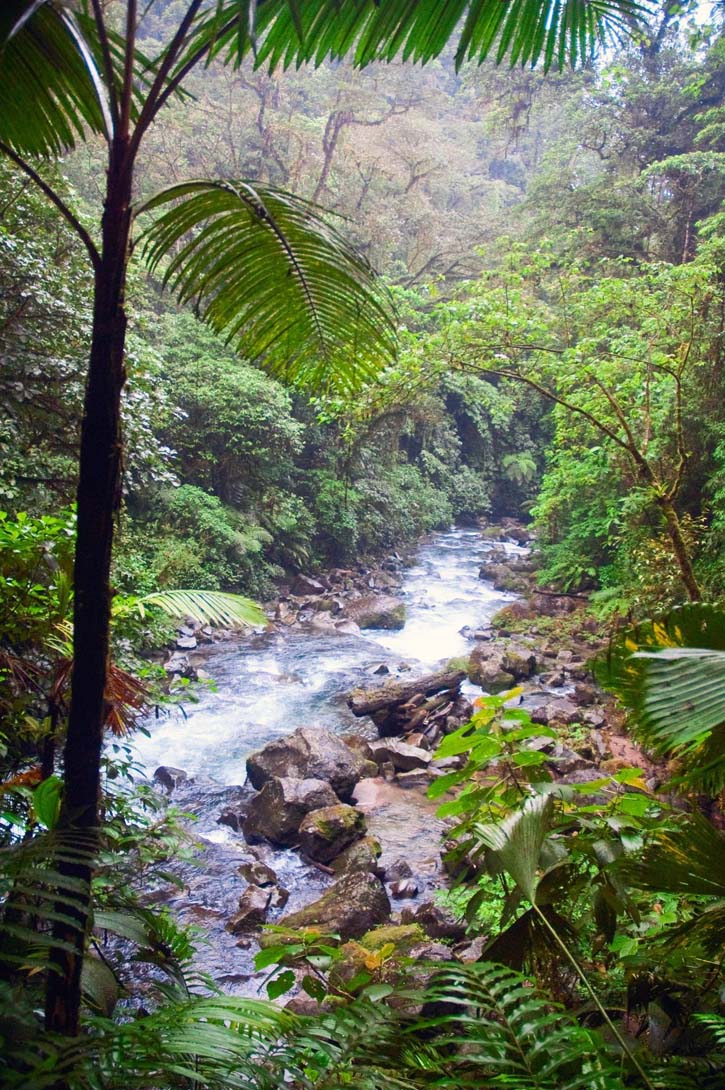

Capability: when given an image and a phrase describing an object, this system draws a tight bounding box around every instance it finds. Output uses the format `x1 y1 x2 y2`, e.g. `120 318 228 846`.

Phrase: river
131 525 525 993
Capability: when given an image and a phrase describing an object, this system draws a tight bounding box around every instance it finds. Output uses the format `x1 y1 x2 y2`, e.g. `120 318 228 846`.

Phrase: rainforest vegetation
1 1 725 1088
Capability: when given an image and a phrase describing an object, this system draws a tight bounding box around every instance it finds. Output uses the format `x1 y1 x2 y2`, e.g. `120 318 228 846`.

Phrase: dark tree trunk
44 140 132 1038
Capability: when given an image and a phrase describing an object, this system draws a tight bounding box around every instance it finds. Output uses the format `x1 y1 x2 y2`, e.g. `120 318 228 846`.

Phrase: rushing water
134 526 523 783
130 526 525 992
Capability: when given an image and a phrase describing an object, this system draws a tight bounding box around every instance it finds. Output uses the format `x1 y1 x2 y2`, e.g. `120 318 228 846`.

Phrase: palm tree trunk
44 141 132 1038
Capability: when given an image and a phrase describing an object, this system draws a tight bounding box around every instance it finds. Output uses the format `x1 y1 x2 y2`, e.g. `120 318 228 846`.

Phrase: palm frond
138 589 267 628
181 0 648 75
138 180 397 393
617 814 725 956
421 961 626 1089
0 1 110 157
474 793 553 902
597 604 725 790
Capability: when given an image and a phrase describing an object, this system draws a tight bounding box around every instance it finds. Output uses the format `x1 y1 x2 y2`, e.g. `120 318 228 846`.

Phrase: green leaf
266 969 296 999
32 774 62 830
138 180 397 395
301 974 327 1001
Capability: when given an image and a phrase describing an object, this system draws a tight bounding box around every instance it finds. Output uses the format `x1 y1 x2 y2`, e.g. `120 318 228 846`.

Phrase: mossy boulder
273 871 390 940
243 776 338 846
331 835 382 877
359 924 425 952
298 804 366 863
342 595 406 630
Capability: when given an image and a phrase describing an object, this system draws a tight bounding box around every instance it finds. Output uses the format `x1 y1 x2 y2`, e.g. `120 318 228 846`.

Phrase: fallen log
348 668 466 717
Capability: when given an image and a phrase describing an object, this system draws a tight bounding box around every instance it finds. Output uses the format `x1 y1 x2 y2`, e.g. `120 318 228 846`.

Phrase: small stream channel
132 526 526 993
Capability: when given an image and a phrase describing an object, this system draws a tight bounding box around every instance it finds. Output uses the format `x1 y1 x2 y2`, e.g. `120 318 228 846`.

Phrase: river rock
176 634 198 651
227 884 271 933
272 871 391 940
342 595 406 630
246 727 367 801
401 900 467 941
501 644 537 679
369 739 432 772
291 574 326 596
243 777 339 846
467 647 515 692
153 766 189 794
396 768 433 789
331 835 383 877
298 804 366 863
238 860 278 887
531 698 581 726
391 878 419 899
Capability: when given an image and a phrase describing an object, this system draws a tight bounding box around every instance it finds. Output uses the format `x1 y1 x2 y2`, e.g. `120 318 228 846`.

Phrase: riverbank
128 521 649 1003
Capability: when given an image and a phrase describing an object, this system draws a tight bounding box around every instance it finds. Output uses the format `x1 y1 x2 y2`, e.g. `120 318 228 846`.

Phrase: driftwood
347 668 466 717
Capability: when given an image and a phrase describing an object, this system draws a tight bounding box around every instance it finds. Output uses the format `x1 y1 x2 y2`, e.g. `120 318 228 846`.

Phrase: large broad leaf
182 0 648 75
139 180 397 393
475 793 553 902
597 604 725 789
0 1 110 157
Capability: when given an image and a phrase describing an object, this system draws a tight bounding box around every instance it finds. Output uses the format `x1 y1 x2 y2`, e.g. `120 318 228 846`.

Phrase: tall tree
0 0 644 1049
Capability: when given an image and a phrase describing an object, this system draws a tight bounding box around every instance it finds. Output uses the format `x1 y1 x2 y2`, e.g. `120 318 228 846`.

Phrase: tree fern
421 961 626 1089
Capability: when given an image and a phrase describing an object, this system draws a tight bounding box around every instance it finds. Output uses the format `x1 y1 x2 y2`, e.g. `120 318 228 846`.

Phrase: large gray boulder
342 595 406 630
298 804 366 863
271 871 391 941
243 776 338 846
246 727 367 801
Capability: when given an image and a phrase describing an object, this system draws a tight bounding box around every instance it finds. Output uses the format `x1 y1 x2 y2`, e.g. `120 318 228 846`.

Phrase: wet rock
176 634 197 651
270 885 290 910
272 871 391 941
396 769 431 789
479 563 531 593
391 878 419 899
342 595 406 630
402 900 467 942
531 698 581 726
298 804 366 863
227 884 270 933
334 619 362 637
385 858 413 881
342 736 376 764
369 739 432 772
571 684 598 707
405 732 430 750
238 860 278 887
218 807 243 832
291 574 326 596
247 727 367 801
540 671 566 688
468 647 515 692
331 836 383 877
583 706 608 729
243 777 339 846
164 652 197 680
454 935 488 962
501 644 537 679
153 766 189 794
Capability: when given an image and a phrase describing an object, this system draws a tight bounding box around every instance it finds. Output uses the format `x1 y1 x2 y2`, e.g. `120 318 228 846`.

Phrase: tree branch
0 144 100 272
